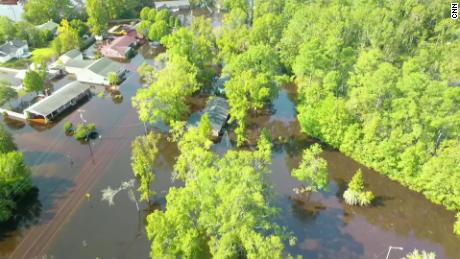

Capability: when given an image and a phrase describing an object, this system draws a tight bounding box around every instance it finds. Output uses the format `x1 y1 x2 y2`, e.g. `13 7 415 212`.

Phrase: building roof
62 49 82 60
101 35 137 57
36 20 59 32
86 57 124 77
65 58 92 69
0 40 27 56
25 81 90 117
203 97 229 134
154 0 190 10
0 70 22 89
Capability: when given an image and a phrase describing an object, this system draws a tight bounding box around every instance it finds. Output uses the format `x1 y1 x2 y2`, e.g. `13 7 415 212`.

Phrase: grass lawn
1 58 30 69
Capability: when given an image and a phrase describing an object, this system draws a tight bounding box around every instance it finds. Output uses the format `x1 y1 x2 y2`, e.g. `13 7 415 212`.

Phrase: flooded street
0 13 459 259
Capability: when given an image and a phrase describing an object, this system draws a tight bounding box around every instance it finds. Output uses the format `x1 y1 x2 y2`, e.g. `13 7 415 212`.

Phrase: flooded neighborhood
0 0 459 259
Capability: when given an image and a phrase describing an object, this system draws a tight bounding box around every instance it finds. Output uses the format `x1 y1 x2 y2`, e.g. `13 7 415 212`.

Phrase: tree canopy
292 144 328 193
146 119 286 258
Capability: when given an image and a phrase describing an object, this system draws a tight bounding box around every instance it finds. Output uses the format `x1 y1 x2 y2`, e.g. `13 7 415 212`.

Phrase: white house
77 57 127 85
0 40 30 63
56 50 127 86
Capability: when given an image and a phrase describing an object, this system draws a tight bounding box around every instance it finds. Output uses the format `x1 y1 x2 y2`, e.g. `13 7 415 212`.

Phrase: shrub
108 72 120 85
63 121 73 133
74 123 97 141
343 169 374 206
403 249 436 259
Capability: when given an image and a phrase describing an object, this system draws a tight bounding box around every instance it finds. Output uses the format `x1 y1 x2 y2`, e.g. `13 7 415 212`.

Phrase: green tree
148 21 170 42
161 21 216 84
132 56 199 125
31 48 56 68
23 70 44 94
0 83 18 107
225 70 276 146
51 19 81 54
23 0 73 24
292 144 328 194
140 7 151 20
15 21 47 48
250 13 284 46
343 169 374 206
0 17 16 43
131 132 160 202
146 122 286 258
87 0 109 36
0 124 16 153
0 151 32 222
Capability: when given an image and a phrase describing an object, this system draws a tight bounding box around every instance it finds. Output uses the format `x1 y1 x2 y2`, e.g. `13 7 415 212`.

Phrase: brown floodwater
1 15 460 259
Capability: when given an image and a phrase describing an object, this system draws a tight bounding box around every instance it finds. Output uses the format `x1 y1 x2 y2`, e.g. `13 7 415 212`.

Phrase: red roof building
101 33 138 59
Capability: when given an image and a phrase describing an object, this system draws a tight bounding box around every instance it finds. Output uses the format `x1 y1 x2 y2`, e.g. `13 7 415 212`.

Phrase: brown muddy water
1 24 459 259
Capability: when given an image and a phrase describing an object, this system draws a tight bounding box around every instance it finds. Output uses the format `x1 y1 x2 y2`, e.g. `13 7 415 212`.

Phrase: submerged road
8 105 140 259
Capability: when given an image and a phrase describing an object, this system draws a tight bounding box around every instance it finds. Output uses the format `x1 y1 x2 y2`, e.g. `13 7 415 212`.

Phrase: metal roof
87 57 124 77
25 81 90 117
203 97 229 133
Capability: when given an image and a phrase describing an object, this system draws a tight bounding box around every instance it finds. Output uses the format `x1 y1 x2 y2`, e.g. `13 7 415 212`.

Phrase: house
154 0 190 11
0 40 30 63
36 20 59 35
188 97 229 138
24 81 91 123
101 34 137 59
0 70 23 90
58 49 84 65
55 50 127 86
77 57 127 85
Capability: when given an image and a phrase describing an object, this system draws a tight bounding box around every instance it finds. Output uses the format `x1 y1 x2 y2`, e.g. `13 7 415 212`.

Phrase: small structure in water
187 97 229 138
24 81 91 123
204 96 229 138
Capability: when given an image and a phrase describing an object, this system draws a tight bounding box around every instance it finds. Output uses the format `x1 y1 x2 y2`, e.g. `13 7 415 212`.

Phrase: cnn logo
452 3 458 19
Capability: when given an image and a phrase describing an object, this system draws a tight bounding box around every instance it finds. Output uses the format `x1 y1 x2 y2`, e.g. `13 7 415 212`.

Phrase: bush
343 169 374 206
403 249 436 259
108 72 120 85
63 121 73 133
74 123 97 141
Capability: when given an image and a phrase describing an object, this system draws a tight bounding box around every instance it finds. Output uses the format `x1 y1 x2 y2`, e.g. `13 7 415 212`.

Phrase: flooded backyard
0 11 459 259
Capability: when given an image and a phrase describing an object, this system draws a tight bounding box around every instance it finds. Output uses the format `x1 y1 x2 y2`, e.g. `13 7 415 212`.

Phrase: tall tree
292 144 328 195
86 0 109 36
51 19 81 54
23 0 73 24
23 70 44 95
146 121 286 258
131 132 160 202
132 56 199 125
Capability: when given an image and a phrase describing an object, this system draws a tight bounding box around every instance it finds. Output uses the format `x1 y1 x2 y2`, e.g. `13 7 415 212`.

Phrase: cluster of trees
0 16 53 48
215 0 287 146
278 0 459 228
137 7 180 42
145 117 289 257
0 124 32 222
86 0 150 36
133 16 217 126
